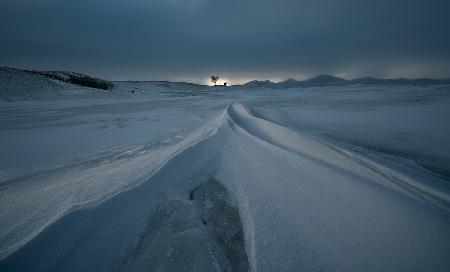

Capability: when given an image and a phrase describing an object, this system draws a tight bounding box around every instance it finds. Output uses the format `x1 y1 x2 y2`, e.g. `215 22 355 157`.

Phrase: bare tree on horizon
210 75 219 86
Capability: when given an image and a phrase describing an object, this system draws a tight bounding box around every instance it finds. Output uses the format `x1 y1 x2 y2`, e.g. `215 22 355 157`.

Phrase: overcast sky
1 0 450 84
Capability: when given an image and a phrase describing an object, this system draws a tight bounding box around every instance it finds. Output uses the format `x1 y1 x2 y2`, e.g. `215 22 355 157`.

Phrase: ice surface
118 179 248 272
1 71 450 271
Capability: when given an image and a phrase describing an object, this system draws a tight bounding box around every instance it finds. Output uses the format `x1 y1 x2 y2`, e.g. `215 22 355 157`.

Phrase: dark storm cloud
1 0 450 82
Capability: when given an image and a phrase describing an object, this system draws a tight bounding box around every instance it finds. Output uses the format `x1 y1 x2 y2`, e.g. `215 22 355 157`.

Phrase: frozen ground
1 69 450 271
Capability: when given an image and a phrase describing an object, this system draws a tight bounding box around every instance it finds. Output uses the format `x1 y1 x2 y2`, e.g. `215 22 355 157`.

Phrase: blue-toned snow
1 72 450 271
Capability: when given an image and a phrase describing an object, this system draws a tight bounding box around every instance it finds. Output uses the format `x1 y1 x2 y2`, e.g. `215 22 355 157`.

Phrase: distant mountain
305 74 346 83
275 78 301 88
349 77 450 86
242 74 450 89
242 75 347 88
242 80 274 88
348 77 380 85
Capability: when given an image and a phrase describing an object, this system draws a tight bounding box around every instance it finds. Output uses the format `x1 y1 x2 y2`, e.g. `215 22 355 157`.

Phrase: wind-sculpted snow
219 103 450 271
0 110 227 260
1 78 450 272
227 103 450 209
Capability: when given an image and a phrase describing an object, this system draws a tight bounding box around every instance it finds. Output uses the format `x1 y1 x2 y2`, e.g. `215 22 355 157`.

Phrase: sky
1 0 450 84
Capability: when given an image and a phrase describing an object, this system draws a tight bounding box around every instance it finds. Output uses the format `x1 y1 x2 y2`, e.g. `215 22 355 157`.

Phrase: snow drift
1 101 450 272
1 69 450 271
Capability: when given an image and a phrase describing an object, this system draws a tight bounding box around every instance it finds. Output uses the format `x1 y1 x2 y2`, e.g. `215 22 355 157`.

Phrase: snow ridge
1 102 450 272
219 103 450 271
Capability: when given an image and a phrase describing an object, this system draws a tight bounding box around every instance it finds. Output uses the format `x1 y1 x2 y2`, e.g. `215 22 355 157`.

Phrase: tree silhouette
210 75 219 86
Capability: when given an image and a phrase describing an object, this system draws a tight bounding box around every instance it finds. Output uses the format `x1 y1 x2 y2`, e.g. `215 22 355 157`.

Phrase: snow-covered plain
1 70 450 271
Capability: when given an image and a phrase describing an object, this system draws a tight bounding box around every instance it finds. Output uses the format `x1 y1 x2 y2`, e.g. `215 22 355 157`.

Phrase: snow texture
1 69 450 271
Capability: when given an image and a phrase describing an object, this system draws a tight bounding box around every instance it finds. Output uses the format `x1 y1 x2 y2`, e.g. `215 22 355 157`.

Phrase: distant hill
0 67 69 99
0 67 115 100
1 66 113 91
30 70 113 90
242 74 450 88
